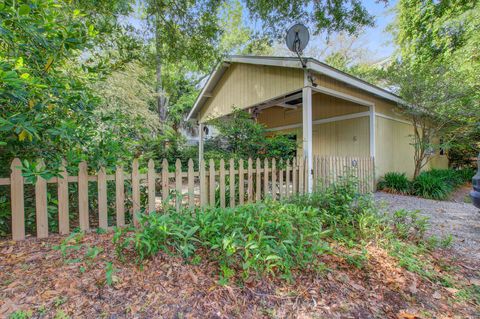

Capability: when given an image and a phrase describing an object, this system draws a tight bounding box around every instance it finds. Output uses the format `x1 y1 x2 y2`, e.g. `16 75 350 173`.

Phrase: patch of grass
456 285 480 305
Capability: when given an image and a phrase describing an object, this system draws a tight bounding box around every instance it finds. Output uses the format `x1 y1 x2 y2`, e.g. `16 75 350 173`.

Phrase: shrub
114 201 332 280
425 169 462 188
411 172 451 200
456 167 475 184
377 172 411 194
113 177 383 281
378 168 474 200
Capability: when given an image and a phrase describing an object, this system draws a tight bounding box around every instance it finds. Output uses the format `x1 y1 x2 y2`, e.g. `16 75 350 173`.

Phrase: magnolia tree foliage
1 0 105 174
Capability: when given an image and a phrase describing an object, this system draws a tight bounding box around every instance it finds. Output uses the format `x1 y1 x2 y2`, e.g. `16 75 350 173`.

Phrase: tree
392 0 480 176
144 0 389 128
0 0 140 173
245 0 388 36
387 61 478 178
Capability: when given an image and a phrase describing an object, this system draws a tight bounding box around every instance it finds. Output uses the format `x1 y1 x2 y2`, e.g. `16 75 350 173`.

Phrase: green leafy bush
205 109 297 161
113 176 386 281
456 167 475 183
411 172 451 200
378 168 474 200
377 172 411 194
114 201 332 280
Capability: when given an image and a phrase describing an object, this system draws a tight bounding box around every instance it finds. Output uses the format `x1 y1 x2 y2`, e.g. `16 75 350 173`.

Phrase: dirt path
375 192 480 262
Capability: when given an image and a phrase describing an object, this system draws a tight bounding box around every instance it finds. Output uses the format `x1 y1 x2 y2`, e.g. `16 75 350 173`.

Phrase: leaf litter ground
0 233 479 318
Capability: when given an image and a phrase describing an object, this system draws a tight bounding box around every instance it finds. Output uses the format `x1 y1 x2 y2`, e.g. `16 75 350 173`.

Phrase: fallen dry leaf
397 311 422 319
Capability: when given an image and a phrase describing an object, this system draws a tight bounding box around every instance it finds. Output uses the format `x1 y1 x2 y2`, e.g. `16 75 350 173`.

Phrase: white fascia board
186 62 230 121
306 60 405 105
228 56 304 69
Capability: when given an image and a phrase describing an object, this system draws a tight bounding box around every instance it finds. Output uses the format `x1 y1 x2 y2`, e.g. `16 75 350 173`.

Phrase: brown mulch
0 233 479 318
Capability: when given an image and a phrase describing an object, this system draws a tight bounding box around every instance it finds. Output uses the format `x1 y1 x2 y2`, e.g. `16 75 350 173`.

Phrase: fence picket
188 159 194 208
132 159 140 226
58 160 69 235
219 159 226 208
175 159 182 211
229 158 235 208
35 160 48 238
279 159 284 199
78 161 89 231
298 157 304 195
286 159 291 197
271 158 277 200
239 159 244 205
148 159 156 213
292 158 297 195
263 158 269 197
371 157 375 192
98 166 108 230
162 159 169 203
10 158 25 240
115 165 125 227
255 158 261 202
247 158 253 203
199 159 207 206
209 159 215 206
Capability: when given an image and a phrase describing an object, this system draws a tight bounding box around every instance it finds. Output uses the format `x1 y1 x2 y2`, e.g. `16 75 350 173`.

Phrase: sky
361 0 398 60
246 0 398 63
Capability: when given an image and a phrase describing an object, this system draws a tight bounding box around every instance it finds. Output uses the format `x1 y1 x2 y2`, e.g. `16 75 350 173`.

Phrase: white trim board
266 111 371 132
265 111 413 132
375 113 411 125
310 85 374 107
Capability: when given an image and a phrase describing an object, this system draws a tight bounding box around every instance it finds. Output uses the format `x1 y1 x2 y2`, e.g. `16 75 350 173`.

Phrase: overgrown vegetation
378 168 475 200
112 176 458 287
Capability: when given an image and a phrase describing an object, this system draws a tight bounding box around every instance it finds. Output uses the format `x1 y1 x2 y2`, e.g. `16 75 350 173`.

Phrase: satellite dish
285 23 310 54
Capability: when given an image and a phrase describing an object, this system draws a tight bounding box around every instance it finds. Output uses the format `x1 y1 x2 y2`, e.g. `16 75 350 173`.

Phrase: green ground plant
377 172 411 194
112 175 460 287
378 168 475 200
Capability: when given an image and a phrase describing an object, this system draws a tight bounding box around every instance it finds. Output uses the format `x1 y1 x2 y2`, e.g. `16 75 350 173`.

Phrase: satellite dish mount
285 23 310 68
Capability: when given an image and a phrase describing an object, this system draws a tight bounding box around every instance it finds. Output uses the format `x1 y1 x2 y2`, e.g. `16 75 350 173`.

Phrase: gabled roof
187 55 403 121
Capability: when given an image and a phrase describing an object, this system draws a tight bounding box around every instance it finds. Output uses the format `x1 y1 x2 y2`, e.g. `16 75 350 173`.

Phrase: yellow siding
197 63 447 178
375 116 416 178
198 63 304 122
257 92 367 128
314 117 370 157
313 74 410 122
269 117 370 158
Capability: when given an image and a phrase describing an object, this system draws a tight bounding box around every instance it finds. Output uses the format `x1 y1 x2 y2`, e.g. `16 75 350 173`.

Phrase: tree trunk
155 12 167 124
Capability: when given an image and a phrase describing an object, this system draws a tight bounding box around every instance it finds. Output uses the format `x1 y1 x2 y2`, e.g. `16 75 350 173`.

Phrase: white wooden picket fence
0 156 374 241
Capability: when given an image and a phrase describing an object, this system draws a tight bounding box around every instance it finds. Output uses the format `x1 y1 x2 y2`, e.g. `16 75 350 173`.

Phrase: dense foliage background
0 0 479 236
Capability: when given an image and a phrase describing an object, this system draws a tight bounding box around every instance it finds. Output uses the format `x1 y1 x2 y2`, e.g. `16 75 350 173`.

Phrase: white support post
369 105 376 159
302 87 313 193
198 123 204 164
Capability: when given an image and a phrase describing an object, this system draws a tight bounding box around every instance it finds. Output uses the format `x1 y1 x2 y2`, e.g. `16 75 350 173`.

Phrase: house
186 55 448 190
